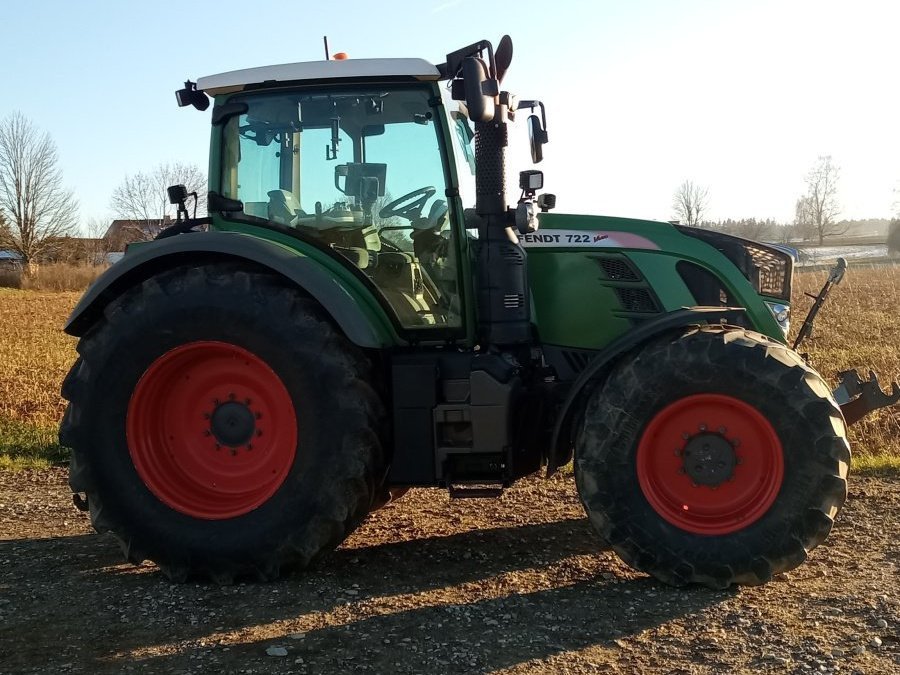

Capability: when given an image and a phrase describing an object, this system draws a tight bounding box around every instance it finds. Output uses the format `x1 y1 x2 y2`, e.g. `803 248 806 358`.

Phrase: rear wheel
575 326 850 588
61 264 386 582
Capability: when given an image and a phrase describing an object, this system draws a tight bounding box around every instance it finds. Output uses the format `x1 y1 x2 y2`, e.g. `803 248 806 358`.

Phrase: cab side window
221 88 462 330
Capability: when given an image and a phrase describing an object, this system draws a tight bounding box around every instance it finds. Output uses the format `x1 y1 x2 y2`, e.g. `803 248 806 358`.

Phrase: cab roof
197 58 442 96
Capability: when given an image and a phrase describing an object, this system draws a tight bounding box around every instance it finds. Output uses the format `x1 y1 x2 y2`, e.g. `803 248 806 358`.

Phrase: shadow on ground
0 517 728 673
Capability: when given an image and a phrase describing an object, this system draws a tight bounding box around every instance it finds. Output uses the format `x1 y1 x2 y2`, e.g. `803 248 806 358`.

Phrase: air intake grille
744 242 790 299
596 257 640 281
615 288 659 313
675 225 792 301
503 294 524 309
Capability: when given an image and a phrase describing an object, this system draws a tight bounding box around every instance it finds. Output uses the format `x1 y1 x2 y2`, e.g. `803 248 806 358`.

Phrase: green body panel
527 213 785 350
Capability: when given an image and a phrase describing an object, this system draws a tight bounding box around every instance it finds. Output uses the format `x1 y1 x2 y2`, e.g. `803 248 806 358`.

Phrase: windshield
219 85 462 330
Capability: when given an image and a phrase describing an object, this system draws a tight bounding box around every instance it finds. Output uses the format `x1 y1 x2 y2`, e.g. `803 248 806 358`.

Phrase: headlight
765 302 790 338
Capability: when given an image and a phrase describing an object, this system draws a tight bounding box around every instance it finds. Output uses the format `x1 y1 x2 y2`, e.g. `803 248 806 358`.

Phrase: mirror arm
518 100 548 130
326 117 341 160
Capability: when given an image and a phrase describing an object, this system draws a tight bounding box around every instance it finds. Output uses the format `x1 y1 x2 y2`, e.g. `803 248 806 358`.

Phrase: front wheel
575 326 850 588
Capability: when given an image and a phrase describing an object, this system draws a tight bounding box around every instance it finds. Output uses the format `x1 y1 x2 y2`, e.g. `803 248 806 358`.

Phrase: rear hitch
833 369 900 426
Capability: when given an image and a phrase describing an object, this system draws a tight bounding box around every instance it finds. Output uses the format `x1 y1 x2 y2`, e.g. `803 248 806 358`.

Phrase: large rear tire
60 264 386 582
575 326 850 588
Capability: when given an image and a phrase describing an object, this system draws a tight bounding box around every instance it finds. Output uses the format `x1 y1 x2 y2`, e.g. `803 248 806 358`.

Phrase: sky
1 0 898 232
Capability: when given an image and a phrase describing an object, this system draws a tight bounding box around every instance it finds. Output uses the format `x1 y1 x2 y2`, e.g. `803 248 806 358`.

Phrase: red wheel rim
126 341 297 519
636 394 783 535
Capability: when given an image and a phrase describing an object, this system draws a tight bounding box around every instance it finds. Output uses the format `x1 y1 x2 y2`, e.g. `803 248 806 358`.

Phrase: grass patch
851 453 900 476
0 417 69 469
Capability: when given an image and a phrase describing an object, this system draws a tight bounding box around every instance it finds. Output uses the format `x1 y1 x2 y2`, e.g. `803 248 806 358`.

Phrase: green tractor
61 36 898 588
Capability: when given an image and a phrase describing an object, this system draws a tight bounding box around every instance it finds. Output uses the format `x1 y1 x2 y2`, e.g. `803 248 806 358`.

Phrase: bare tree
672 180 709 227
793 196 816 242
0 112 78 270
83 216 115 265
802 155 845 245
110 162 207 240
888 219 900 256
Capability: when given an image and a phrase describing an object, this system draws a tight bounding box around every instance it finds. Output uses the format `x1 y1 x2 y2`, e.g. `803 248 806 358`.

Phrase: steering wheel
379 186 436 221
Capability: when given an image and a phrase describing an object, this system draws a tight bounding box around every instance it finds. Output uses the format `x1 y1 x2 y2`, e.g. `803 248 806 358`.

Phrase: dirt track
1 468 899 674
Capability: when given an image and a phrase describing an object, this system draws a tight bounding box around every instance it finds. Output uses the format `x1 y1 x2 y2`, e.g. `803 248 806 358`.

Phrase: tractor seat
266 190 372 269
267 189 302 226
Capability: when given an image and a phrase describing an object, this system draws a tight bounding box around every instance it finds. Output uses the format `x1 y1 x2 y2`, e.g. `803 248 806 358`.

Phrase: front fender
546 307 749 475
65 231 398 349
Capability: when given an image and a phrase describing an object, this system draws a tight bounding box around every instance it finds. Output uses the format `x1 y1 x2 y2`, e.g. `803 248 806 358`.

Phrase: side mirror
527 114 548 163
494 35 513 83
175 81 209 111
461 57 497 123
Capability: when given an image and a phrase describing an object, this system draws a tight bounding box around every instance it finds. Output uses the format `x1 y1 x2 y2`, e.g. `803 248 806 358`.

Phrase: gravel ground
1 468 898 674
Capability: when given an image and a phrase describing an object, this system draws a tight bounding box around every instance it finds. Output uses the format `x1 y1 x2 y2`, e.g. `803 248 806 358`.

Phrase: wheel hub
636 393 784 535
210 400 256 447
682 432 736 486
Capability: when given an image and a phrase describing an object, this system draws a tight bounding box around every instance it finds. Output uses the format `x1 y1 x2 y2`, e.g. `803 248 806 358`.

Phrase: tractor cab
196 62 472 332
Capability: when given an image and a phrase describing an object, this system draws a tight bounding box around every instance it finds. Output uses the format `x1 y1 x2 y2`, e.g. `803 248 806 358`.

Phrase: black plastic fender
546 306 749 475
64 231 393 349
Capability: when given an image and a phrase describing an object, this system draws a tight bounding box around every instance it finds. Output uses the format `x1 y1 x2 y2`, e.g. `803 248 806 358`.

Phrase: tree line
0 112 205 271
2 111 897 269
674 156 899 246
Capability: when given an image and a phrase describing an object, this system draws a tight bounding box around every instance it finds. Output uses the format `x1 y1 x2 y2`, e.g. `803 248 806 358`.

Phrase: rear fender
546 307 748 475
65 231 397 349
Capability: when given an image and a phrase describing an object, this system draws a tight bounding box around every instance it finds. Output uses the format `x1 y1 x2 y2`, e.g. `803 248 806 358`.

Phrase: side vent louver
614 288 659 313
596 257 640 281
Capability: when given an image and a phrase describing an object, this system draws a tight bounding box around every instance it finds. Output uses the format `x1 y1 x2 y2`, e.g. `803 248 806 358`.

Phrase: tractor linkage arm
792 257 900 424
833 369 900 426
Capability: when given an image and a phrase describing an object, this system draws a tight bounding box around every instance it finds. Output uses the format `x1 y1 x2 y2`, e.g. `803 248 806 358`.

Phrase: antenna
323 36 330 61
